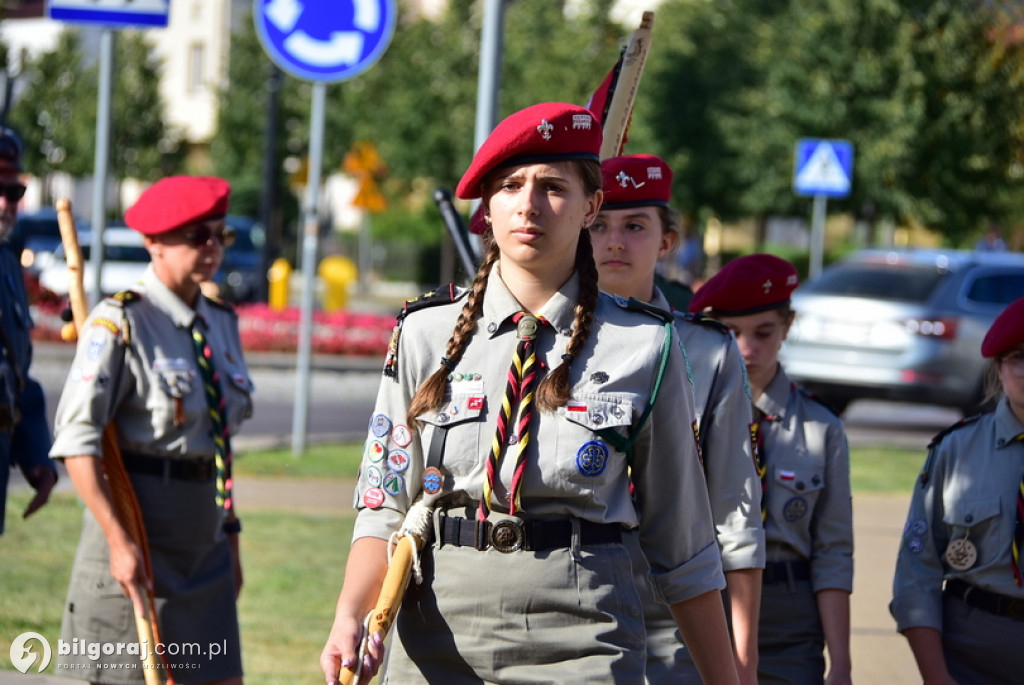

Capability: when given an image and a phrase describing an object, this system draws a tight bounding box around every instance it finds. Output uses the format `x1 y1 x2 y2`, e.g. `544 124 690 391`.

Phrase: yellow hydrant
268 257 292 311
318 255 357 312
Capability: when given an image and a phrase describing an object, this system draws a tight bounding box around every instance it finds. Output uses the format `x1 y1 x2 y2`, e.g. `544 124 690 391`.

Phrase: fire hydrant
318 255 357 312
268 258 291 311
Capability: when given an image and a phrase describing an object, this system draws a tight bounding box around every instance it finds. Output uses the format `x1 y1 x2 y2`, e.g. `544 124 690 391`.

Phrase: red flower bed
236 303 396 356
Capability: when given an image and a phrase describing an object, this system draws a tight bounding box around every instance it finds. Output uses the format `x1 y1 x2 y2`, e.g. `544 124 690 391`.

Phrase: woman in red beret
892 296 1024 683
320 104 738 685
590 154 764 685
50 175 253 685
690 254 853 685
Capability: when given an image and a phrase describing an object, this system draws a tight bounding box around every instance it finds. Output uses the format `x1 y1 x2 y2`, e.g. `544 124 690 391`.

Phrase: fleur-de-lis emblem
762 279 773 294
537 119 553 140
615 171 645 189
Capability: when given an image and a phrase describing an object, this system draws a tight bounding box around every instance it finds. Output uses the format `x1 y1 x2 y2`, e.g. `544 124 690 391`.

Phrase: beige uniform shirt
892 399 1024 631
650 289 765 572
50 265 254 460
353 268 724 604
757 366 853 593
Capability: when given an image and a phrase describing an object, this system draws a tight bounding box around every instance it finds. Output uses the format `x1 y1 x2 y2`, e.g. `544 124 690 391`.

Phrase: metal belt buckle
490 519 524 553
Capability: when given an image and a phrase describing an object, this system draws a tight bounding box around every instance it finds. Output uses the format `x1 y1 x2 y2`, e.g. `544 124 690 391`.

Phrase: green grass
234 442 364 479
0 442 921 683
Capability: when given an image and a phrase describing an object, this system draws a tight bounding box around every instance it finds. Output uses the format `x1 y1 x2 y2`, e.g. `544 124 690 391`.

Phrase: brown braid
406 239 501 425
536 230 599 411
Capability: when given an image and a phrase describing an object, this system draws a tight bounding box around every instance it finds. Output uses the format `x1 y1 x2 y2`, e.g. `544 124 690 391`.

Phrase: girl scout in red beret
690 254 853 685
320 103 739 685
51 176 253 684
892 296 1024 683
590 154 765 684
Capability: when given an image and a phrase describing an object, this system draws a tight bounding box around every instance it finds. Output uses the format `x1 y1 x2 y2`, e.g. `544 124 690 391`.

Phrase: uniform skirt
382 516 645 684
943 591 1024 683
758 576 824 685
57 471 242 685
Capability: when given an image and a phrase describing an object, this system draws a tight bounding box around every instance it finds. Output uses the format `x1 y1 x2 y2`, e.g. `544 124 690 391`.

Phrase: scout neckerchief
752 407 770 523
1011 430 1024 586
192 316 234 514
480 312 544 518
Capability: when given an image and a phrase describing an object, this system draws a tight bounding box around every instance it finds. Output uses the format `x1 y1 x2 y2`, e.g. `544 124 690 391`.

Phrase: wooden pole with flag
56 199 169 685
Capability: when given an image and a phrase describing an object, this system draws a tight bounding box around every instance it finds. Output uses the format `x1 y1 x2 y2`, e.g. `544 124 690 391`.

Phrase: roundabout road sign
254 0 397 83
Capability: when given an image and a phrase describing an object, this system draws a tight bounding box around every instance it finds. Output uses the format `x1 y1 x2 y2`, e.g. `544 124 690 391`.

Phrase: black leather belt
763 559 811 584
122 452 216 482
439 516 621 553
946 578 1024 621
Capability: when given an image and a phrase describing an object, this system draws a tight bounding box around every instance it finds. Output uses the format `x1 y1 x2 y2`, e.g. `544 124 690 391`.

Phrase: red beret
601 154 672 209
125 176 230 236
689 253 799 315
456 102 601 200
0 129 23 174
981 296 1024 358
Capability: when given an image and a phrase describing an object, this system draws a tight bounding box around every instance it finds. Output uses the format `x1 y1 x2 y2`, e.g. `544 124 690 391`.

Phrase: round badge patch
422 466 443 495
907 537 924 554
944 538 978 571
366 440 386 463
576 440 609 477
387 449 411 473
369 413 392 438
782 496 808 522
383 472 405 496
365 466 383 488
363 487 386 509
910 518 928 536
391 424 412 447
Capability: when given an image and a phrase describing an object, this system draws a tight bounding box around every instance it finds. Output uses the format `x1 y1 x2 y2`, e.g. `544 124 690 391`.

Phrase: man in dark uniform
0 128 57 534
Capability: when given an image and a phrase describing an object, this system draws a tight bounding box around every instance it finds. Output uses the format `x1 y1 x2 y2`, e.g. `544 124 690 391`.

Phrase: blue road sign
48 0 169 28
255 0 397 83
793 138 854 198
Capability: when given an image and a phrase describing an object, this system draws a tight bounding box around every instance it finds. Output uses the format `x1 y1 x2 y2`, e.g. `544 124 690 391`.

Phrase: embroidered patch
382 472 404 496
909 518 928 536
783 496 808 522
391 424 412 447
86 334 106 361
387 449 411 473
369 413 392 438
366 440 386 463
90 317 120 335
907 537 924 554
363 487 386 509
366 466 383 488
422 467 443 495
576 440 609 477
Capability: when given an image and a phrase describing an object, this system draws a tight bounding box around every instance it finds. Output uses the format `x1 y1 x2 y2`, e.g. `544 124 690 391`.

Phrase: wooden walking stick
56 199 169 685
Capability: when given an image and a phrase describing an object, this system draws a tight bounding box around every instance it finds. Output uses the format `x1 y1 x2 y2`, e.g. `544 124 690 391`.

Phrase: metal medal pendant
517 315 539 341
943 538 978 571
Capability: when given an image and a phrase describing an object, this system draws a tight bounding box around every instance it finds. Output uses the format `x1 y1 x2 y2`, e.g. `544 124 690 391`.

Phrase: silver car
781 248 1024 415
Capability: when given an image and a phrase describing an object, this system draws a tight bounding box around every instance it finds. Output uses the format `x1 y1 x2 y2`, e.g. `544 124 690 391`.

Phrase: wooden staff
600 11 655 160
56 199 168 685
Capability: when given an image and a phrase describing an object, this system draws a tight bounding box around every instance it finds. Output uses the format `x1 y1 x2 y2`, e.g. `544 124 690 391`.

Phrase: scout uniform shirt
353 267 725 605
891 398 1024 632
50 264 253 463
652 288 765 571
756 366 853 592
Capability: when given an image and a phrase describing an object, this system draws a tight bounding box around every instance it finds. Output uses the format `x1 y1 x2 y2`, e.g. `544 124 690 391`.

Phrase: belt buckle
490 519 524 553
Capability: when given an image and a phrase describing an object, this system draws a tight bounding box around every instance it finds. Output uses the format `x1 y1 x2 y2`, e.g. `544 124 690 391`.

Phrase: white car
39 227 151 297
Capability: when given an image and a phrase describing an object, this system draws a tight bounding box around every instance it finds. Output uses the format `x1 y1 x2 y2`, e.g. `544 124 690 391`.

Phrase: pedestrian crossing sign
793 139 854 198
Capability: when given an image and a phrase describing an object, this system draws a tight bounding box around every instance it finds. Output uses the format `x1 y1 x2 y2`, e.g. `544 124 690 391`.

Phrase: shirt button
437 413 449 424
964 514 973 523
487 322 498 333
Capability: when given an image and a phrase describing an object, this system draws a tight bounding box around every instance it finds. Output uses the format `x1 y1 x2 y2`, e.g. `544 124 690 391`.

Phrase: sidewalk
1 481 919 684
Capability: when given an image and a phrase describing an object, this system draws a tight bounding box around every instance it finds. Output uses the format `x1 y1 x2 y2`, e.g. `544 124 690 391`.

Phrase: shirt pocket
941 497 1001 564
555 393 633 486
221 362 255 429
415 391 487 478
771 462 825 524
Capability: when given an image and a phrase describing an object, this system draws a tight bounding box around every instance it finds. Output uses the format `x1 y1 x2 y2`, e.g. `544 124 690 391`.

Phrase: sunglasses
181 223 236 248
1000 350 1024 375
0 182 26 203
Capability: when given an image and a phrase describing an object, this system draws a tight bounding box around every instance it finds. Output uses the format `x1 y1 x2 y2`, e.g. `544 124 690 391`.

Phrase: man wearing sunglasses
0 127 58 535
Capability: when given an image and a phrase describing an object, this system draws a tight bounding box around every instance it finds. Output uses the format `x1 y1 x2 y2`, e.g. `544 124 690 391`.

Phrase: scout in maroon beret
0 129 26 243
981 296 1024 424
321 104 741 685
127 175 235 305
689 253 799 317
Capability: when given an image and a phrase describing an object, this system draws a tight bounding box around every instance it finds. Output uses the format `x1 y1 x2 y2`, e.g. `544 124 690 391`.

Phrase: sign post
47 0 171 306
254 0 396 455
793 138 854 280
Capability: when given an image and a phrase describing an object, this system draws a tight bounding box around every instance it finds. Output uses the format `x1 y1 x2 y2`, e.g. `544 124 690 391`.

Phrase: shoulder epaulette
794 384 842 417
928 413 986 448
203 294 238 317
679 311 730 335
613 295 674 324
103 290 141 344
384 284 466 379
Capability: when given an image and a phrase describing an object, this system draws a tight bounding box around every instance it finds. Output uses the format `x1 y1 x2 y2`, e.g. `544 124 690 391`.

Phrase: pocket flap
774 467 825 493
418 392 486 428
559 394 633 431
942 497 1001 527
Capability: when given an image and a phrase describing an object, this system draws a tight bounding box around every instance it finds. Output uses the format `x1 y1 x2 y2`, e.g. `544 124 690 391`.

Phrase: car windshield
801 264 945 303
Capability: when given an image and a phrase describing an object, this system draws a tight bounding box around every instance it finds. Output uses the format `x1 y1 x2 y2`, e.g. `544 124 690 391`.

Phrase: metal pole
291 81 326 456
809 194 827 281
90 29 115 307
258 64 282 303
358 212 371 295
